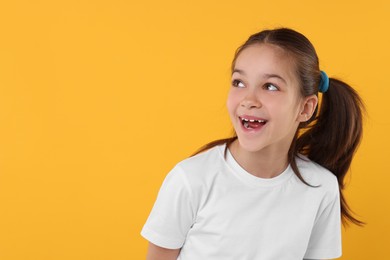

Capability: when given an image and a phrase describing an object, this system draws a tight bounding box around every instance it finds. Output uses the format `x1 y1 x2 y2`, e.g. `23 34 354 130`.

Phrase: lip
238 115 267 133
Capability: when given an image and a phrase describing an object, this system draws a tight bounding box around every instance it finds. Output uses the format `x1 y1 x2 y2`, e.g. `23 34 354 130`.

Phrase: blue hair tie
319 71 329 93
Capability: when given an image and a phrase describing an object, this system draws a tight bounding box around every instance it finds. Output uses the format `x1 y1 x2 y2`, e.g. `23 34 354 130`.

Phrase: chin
235 136 267 154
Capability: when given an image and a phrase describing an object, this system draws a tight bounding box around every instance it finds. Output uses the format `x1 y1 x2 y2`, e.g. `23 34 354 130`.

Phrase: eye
232 79 245 88
265 83 279 91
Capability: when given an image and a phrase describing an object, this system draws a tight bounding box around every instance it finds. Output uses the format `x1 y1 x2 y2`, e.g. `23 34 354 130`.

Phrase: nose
241 90 262 109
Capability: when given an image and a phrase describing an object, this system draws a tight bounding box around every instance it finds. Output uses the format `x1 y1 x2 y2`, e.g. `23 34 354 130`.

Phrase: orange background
0 0 389 259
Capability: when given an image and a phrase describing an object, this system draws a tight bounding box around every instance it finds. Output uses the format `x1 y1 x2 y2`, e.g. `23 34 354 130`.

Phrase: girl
141 28 364 260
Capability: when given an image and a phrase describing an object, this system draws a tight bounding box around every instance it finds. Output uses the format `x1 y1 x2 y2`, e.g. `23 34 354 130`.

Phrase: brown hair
193 28 365 226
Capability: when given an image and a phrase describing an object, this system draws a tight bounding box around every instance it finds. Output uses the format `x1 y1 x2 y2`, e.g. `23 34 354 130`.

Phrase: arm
146 243 180 260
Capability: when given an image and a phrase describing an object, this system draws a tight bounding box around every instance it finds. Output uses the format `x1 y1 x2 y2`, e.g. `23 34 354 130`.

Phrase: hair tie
319 71 329 93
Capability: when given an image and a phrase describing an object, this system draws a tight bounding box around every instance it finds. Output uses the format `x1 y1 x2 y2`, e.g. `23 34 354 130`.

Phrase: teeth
241 117 265 123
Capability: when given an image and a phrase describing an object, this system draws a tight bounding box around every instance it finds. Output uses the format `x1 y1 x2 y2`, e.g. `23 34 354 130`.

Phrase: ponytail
295 78 365 226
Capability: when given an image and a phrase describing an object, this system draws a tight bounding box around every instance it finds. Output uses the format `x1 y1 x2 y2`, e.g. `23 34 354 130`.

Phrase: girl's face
227 43 316 156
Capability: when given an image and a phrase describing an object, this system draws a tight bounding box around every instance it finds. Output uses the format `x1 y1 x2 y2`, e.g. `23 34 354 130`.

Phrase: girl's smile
239 115 267 132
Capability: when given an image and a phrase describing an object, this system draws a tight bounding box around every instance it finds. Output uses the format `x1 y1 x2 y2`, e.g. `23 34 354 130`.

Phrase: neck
229 140 289 179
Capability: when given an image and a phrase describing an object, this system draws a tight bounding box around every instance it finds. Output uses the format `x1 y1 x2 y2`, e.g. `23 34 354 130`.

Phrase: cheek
277 103 302 124
226 90 239 115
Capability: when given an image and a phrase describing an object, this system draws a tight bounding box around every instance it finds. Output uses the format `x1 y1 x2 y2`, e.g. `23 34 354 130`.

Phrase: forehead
234 43 297 81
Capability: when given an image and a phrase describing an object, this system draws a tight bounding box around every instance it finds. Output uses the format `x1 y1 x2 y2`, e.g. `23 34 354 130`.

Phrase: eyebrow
232 69 287 84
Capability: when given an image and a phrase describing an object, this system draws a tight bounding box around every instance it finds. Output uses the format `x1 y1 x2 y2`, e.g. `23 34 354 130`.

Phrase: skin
227 43 318 178
146 243 180 260
146 242 321 260
145 43 319 259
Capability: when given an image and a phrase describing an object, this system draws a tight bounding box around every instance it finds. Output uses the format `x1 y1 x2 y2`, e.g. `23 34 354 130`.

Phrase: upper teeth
242 118 265 123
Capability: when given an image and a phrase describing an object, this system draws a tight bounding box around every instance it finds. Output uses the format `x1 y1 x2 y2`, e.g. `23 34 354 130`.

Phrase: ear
297 95 318 122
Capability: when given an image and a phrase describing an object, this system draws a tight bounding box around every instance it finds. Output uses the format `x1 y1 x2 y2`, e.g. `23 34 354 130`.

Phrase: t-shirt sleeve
141 165 195 249
304 180 342 259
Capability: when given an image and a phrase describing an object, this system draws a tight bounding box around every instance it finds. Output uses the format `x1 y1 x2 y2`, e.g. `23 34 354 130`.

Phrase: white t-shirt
141 144 342 259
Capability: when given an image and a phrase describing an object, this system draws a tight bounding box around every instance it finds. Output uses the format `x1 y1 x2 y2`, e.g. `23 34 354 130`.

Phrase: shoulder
295 155 339 195
175 144 225 175
167 144 226 190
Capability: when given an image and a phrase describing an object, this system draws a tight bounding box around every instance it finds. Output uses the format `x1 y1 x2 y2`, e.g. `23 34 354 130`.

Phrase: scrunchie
319 71 329 93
